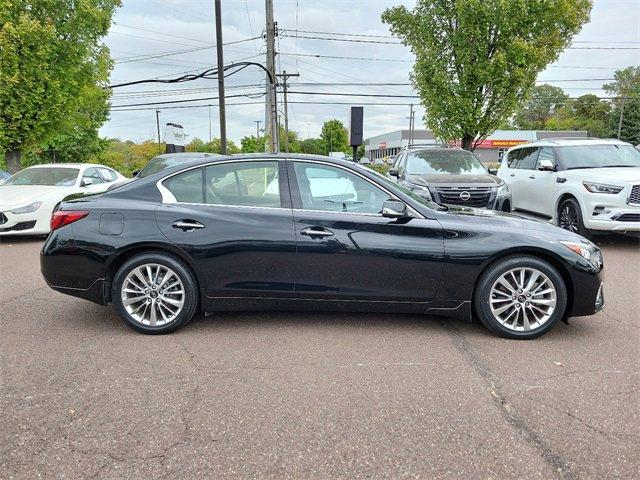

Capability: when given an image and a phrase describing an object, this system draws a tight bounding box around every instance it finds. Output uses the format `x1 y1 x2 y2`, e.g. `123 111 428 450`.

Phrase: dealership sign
475 139 528 148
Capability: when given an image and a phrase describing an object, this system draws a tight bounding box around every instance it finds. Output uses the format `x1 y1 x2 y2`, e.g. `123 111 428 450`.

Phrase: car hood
406 173 501 186
0 185 71 208
564 167 640 183
445 205 586 241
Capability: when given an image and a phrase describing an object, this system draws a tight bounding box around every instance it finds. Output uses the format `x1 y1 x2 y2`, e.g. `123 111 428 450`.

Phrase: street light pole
214 0 227 154
155 110 162 154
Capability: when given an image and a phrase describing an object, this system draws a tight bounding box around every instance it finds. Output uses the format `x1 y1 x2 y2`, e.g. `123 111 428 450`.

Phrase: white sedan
0 163 126 236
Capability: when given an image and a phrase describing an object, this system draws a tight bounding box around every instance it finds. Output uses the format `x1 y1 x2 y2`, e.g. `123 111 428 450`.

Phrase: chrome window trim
156 157 424 219
291 159 424 219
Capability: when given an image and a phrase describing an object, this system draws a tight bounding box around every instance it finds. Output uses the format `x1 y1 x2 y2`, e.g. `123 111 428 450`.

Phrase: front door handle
172 220 205 231
300 227 334 238
529 175 536 179
509 173 516 177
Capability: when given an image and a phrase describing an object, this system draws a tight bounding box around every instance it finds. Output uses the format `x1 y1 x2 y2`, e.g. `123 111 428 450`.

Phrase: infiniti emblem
459 191 471 201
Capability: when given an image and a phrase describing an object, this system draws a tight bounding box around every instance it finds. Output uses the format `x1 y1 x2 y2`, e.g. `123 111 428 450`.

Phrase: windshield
355 164 447 211
406 149 487 175
3 168 79 186
559 144 640 169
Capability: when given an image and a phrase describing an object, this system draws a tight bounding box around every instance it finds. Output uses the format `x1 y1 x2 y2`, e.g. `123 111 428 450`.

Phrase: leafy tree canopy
0 0 120 172
382 0 592 150
514 84 569 130
320 119 349 154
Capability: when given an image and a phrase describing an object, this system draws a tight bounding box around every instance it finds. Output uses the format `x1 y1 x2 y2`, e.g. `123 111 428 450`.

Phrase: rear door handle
172 220 205 231
300 227 334 238
529 175 536 179
509 173 516 177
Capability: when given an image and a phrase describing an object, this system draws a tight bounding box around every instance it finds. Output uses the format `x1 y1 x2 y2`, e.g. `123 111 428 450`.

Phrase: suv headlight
582 182 623 194
497 182 510 196
406 182 432 200
559 240 603 269
10 201 42 214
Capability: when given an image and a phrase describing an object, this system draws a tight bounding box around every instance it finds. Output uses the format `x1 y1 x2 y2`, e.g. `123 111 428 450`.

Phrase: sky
102 0 640 144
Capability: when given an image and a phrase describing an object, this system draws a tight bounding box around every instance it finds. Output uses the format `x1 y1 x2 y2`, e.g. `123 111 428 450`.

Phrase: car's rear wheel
112 253 199 334
474 256 567 339
558 198 590 238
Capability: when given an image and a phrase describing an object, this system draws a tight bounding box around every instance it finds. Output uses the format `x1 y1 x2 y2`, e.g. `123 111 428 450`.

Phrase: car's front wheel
112 253 199 334
474 256 567 339
558 198 590 238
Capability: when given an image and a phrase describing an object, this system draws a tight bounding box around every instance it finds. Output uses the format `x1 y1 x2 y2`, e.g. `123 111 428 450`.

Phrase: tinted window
558 144 640 169
507 148 522 168
164 168 204 203
205 161 280 207
3 168 79 186
405 149 487 175
294 162 391 214
516 148 539 170
139 154 212 178
536 147 555 167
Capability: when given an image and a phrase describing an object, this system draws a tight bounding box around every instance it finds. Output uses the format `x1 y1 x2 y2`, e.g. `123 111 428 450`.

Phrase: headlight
559 240 603 269
582 182 623 194
497 182 510 196
407 182 432 200
10 201 42 214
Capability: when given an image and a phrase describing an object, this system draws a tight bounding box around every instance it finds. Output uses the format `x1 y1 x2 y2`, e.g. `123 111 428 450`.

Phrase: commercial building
364 129 589 164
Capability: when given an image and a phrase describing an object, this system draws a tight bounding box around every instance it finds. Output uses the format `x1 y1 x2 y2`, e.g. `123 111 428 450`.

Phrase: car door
499 148 521 205
288 160 444 302
515 147 541 211
525 147 558 216
155 159 297 298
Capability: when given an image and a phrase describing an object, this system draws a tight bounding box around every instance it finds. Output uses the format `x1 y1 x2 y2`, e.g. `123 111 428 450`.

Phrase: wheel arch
472 247 574 321
104 242 206 310
555 191 584 223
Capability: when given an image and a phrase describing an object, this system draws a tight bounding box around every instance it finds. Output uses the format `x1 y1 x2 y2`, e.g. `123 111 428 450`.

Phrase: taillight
50 210 89 231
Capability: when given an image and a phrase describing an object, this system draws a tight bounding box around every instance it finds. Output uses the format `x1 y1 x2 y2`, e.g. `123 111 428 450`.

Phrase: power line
113 21 211 45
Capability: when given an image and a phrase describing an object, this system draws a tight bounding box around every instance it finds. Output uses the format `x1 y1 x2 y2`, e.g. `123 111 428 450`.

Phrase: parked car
41 154 604 339
0 163 126 236
134 152 218 178
388 147 512 211
0 169 11 184
497 138 640 236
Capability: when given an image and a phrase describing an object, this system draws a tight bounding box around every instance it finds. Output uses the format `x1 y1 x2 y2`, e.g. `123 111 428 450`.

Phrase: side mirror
132 169 140 177
382 200 409 218
538 159 555 171
488 167 498 175
81 178 93 187
388 168 399 178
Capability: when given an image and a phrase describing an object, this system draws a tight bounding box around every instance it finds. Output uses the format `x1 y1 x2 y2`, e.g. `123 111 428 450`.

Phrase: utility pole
264 0 279 153
208 104 212 142
214 0 227 154
155 110 162 154
254 120 262 138
408 103 415 147
276 70 300 153
617 99 625 140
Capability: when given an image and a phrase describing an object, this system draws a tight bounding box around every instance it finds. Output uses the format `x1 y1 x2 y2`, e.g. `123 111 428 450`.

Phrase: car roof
507 137 631 149
24 163 114 169
151 152 218 159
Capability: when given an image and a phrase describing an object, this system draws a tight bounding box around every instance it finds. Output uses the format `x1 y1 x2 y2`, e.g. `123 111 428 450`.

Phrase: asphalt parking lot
1 236 639 479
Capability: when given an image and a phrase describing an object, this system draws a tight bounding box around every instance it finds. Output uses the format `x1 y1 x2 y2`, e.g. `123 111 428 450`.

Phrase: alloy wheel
121 263 185 326
559 204 579 233
489 267 557 332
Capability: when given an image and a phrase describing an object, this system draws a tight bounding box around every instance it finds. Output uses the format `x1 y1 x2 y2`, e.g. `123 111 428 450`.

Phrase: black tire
558 197 591 239
474 255 567 340
112 252 199 334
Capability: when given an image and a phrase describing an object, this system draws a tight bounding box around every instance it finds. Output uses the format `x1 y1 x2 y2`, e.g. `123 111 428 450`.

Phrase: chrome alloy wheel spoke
121 264 185 327
489 267 557 332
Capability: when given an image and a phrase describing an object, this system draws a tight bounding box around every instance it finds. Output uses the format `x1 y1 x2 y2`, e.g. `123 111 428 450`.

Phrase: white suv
498 138 640 236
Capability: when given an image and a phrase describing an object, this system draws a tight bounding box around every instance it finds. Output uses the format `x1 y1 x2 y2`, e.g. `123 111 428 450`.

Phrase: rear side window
507 149 522 168
516 148 540 170
205 161 280 208
164 168 204 203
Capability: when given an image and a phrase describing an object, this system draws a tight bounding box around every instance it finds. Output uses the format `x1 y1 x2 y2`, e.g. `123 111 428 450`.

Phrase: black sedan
41 154 604 339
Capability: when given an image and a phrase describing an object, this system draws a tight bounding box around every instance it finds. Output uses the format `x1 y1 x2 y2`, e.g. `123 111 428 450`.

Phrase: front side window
294 162 391 214
2 167 79 186
205 161 280 207
99 168 117 182
537 147 556 167
83 167 105 185
405 149 487 175
558 144 640 169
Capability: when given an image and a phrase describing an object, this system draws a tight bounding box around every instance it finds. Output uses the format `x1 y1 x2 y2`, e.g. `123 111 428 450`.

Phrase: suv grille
434 186 493 208
629 185 640 205
0 212 6 225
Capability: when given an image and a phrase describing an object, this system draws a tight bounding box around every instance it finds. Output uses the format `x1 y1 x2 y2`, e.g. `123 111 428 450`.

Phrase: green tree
186 137 240 154
0 0 119 172
514 84 569 130
299 138 324 155
604 66 640 144
382 0 591 150
320 119 349 154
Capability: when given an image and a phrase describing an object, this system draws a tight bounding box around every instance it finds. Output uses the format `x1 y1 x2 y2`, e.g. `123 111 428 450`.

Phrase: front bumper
0 211 49 236
581 194 640 232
